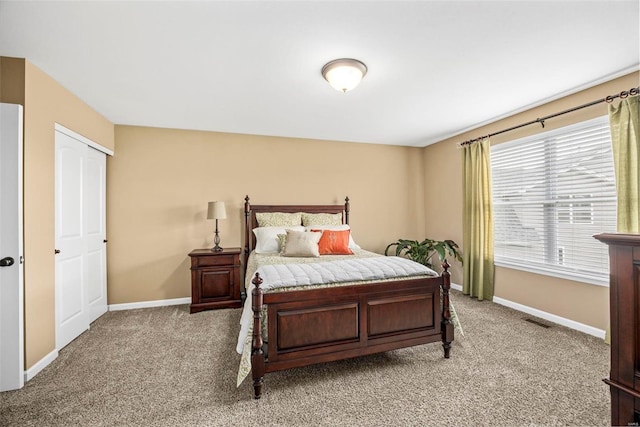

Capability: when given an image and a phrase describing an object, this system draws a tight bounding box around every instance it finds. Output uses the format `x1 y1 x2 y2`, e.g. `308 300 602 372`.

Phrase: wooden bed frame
243 196 453 399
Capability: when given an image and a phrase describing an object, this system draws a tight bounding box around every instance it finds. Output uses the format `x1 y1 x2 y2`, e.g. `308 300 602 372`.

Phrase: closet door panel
85 147 107 323
55 132 88 349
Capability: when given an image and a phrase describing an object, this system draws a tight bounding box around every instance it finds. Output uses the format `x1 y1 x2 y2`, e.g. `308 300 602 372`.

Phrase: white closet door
85 146 107 323
55 130 107 349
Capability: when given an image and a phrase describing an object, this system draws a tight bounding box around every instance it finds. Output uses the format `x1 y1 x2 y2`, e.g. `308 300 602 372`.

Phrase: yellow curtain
604 95 639 344
609 95 640 233
462 138 495 301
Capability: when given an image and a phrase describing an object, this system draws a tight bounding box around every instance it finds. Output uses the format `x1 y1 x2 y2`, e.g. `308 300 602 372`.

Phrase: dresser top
594 233 640 246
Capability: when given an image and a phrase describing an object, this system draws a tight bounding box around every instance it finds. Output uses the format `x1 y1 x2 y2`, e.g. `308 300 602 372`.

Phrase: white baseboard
108 297 191 312
449 282 606 339
24 348 58 382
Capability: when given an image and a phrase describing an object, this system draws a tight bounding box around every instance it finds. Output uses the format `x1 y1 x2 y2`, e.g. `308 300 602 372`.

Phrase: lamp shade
207 201 227 220
321 58 368 93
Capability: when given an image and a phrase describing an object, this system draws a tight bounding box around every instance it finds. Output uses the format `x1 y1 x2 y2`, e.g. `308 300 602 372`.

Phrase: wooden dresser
594 233 640 425
188 247 242 313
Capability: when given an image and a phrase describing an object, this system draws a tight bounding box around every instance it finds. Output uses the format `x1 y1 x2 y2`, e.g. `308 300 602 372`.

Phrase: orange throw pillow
311 229 354 255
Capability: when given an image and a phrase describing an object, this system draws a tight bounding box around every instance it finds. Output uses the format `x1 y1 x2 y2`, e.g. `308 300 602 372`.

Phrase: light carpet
0 290 609 426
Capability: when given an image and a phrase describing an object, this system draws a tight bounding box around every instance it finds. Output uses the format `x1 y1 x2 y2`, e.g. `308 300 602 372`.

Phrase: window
491 116 617 285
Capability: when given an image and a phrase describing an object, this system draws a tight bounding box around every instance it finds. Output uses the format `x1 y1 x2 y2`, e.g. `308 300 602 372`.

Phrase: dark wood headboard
242 195 350 268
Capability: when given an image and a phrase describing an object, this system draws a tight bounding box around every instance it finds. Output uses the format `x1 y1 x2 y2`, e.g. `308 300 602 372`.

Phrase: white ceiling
0 1 638 147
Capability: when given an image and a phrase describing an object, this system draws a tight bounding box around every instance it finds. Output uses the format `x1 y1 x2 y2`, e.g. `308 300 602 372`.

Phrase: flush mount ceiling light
321 58 368 93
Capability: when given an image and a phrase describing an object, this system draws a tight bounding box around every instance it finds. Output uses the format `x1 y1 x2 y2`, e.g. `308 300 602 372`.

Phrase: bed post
251 272 265 399
241 195 251 302
344 196 350 225
244 195 251 269
441 259 453 358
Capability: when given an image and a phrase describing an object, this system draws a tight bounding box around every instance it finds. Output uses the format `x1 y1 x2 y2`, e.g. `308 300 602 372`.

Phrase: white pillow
253 226 304 253
282 230 322 257
304 224 361 250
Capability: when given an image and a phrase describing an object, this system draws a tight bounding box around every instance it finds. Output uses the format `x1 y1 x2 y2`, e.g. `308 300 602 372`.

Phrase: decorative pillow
301 212 342 227
311 229 353 255
282 230 322 257
304 224 361 250
256 212 302 227
253 226 304 253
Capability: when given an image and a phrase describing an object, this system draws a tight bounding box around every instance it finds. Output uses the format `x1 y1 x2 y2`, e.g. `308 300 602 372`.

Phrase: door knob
0 257 15 267
54 249 61 254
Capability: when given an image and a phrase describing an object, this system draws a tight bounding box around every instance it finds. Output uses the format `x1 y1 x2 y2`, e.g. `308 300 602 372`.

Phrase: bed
238 196 454 399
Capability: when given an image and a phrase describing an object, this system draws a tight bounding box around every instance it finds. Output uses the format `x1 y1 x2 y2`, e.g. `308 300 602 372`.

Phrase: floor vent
524 318 552 329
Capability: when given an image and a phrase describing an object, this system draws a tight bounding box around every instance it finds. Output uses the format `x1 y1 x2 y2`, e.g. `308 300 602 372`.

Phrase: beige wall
0 57 114 369
107 126 426 304
423 71 640 331
0 57 25 105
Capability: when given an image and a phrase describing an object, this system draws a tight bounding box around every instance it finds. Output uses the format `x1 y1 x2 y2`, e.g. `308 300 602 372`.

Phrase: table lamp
207 201 227 252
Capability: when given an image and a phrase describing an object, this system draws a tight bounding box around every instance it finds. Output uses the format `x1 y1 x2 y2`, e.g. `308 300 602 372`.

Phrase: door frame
54 124 114 156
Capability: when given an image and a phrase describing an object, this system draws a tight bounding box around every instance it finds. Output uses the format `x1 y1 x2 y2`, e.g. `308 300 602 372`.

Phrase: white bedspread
236 255 437 354
255 256 435 291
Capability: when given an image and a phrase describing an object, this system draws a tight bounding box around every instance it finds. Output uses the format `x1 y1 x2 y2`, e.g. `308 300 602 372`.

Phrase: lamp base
212 221 223 252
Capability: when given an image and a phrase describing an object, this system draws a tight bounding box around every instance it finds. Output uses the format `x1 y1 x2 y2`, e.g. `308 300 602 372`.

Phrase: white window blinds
491 116 617 285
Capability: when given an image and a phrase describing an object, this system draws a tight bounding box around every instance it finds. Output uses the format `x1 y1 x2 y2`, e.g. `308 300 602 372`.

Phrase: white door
55 129 107 349
85 147 107 323
55 132 88 349
0 103 24 392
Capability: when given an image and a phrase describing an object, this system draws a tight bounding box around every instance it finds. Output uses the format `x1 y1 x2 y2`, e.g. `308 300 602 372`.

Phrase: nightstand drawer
192 254 237 267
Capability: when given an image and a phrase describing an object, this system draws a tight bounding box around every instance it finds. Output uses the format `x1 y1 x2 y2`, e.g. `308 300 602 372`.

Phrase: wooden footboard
250 262 452 399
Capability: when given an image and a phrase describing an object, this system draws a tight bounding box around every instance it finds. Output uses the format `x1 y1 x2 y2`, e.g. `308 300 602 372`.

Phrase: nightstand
188 247 242 313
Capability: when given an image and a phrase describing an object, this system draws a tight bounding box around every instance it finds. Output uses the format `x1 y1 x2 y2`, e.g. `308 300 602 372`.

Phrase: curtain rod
458 87 639 147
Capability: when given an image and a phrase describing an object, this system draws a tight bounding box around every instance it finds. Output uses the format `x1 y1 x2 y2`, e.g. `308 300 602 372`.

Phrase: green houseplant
384 238 463 270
